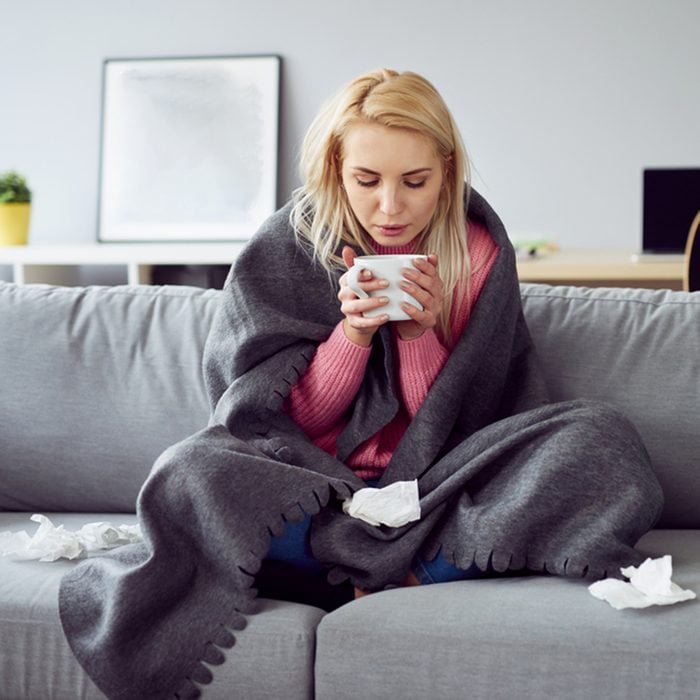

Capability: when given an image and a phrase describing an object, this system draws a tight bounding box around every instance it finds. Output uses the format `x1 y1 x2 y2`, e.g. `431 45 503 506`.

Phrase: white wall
2 0 699 249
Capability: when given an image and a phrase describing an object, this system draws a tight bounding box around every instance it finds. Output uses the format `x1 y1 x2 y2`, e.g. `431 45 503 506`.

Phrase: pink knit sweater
285 220 498 479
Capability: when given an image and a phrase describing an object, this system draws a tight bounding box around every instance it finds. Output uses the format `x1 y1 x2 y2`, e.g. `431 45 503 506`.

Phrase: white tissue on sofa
0 513 142 562
589 555 696 610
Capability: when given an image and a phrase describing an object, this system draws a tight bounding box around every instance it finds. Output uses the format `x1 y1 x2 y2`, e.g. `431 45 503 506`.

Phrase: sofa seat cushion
0 512 325 700
315 529 699 700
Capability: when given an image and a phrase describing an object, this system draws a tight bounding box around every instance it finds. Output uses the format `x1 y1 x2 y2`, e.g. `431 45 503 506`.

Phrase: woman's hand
338 246 391 346
395 254 443 341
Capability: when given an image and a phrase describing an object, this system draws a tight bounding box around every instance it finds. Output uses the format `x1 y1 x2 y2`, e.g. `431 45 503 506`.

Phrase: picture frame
97 54 280 243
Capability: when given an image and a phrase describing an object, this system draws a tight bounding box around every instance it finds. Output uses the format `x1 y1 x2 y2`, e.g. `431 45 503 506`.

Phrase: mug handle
346 264 370 299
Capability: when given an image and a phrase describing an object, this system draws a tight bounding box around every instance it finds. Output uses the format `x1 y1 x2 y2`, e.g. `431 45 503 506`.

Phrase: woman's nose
379 187 403 216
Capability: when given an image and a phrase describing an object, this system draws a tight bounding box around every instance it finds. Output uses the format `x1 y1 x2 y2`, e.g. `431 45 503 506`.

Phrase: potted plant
0 171 32 245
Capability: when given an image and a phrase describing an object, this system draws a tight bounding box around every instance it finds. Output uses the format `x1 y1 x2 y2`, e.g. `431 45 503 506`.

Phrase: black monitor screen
643 168 700 253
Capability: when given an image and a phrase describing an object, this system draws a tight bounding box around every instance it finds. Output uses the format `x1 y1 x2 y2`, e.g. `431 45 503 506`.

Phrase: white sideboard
0 244 686 290
0 243 247 286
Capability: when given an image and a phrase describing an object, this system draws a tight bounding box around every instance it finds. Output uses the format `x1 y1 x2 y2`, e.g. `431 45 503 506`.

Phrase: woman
60 69 663 698
266 69 515 592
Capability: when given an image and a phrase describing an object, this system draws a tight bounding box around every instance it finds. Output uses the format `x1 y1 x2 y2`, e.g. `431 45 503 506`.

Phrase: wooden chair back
684 211 700 292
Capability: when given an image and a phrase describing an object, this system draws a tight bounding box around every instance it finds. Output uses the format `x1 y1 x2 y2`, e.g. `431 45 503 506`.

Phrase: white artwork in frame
97 54 280 242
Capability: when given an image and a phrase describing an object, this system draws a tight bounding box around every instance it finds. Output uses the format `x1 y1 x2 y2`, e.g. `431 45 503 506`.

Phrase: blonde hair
290 68 471 340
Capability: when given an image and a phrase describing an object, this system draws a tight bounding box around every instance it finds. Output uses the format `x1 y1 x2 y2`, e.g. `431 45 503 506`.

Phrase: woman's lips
377 225 408 236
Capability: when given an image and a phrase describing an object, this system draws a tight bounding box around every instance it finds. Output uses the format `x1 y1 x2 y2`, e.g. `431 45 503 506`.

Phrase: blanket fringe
172 482 345 698
442 544 611 582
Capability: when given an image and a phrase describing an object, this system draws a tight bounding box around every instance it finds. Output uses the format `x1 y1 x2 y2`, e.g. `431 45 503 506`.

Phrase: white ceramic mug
346 254 427 321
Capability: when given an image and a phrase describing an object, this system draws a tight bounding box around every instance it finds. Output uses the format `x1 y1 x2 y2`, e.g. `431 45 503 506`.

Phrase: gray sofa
1 279 698 699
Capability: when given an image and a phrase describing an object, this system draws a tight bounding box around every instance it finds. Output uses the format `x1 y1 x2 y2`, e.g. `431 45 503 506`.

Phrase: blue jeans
266 512 324 573
266 510 484 584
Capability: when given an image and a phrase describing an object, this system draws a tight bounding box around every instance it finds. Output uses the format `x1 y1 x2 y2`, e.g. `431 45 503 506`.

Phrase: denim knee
266 513 324 572
413 549 483 585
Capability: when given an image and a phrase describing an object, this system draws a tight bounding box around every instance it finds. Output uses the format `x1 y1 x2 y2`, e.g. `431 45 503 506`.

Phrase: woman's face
340 122 444 248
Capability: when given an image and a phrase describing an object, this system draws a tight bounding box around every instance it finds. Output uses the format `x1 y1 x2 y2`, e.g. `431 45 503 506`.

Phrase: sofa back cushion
0 282 220 513
521 283 700 528
2 281 698 527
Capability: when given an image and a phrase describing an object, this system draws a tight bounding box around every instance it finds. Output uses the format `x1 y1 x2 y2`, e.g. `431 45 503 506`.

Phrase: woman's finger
341 293 390 317
342 245 357 270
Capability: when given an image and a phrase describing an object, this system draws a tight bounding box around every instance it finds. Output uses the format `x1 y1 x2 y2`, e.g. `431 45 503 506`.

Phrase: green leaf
0 170 32 203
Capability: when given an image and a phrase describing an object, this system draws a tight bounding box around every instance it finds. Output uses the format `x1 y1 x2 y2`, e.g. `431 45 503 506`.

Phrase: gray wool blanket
59 190 664 699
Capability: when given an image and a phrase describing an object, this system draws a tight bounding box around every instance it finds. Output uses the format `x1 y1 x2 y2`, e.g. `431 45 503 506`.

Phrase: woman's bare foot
404 571 421 587
354 571 421 599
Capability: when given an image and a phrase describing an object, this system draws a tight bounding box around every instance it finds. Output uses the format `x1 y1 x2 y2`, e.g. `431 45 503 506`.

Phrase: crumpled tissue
589 555 696 610
0 514 142 562
342 479 421 527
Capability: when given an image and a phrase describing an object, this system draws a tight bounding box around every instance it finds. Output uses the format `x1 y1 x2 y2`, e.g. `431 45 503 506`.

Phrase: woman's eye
353 178 426 189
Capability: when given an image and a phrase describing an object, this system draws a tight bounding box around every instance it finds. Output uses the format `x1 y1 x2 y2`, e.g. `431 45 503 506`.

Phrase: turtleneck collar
370 239 417 255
